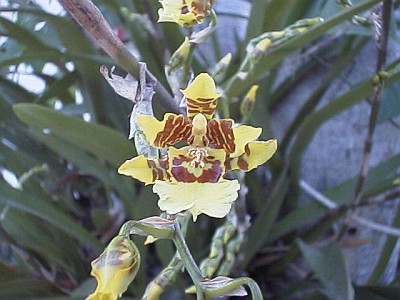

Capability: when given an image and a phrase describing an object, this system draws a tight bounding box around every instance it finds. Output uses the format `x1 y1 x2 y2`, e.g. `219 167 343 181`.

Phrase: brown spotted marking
154 115 191 148
147 159 169 182
236 156 249 171
207 119 235 154
169 154 224 183
186 97 218 119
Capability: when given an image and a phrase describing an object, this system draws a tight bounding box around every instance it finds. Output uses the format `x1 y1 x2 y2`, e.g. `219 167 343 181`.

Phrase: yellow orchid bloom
158 0 214 27
86 236 140 300
118 73 277 221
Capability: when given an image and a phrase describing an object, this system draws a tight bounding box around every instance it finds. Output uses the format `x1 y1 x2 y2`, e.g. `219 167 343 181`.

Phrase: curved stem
172 221 205 299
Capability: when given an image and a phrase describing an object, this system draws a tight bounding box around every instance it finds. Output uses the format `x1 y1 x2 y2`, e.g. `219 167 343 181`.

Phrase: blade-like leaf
0 180 102 251
298 240 354 300
13 103 136 167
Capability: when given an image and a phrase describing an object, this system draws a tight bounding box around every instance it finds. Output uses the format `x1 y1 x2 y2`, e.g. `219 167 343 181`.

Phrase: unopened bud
290 17 324 29
249 38 271 64
211 53 232 82
337 0 353 8
143 281 164 300
255 38 271 52
241 85 259 118
166 37 191 75
86 235 140 300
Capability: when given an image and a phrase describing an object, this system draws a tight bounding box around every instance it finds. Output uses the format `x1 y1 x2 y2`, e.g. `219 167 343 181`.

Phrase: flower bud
240 85 259 119
211 53 232 82
143 281 164 300
86 235 140 300
166 37 191 75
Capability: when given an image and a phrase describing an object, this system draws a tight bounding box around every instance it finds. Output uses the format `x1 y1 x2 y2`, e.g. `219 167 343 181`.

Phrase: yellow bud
144 282 164 300
211 53 232 81
241 85 259 117
249 39 271 63
255 38 271 52
167 37 191 74
185 285 197 294
86 235 140 300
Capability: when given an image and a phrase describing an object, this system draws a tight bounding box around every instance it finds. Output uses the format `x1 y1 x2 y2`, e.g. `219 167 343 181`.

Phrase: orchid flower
158 0 214 26
119 73 277 221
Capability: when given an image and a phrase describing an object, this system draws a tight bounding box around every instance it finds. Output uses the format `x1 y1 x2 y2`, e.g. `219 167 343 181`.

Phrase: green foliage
0 0 399 299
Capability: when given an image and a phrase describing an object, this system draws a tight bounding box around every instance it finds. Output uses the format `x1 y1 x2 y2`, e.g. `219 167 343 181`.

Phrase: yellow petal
157 1 182 23
181 73 219 99
181 73 221 119
118 155 168 185
136 113 191 148
153 181 195 214
230 139 277 172
158 1 201 26
231 125 262 157
86 292 115 300
153 180 240 221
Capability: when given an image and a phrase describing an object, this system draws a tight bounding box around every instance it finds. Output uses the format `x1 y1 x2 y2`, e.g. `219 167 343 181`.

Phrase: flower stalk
172 220 206 299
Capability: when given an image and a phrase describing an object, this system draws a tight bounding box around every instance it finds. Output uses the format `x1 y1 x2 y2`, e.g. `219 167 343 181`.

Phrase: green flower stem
181 43 195 87
141 214 190 299
204 277 264 300
172 221 205 299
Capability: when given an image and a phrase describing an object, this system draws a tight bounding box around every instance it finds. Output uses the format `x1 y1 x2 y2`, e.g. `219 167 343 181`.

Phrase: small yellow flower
118 73 277 221
158 0 214 27
86 236 140 300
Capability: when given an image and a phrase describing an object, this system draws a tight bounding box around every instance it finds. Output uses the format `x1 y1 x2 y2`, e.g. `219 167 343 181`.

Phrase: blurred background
0 0 400 299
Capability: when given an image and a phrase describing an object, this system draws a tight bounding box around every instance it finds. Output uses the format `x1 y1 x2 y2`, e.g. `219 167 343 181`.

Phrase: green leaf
245 168 289 263
378 80 400 123
13 103 136 167
0 180 102 251
0 278 61 299
298 240 354 300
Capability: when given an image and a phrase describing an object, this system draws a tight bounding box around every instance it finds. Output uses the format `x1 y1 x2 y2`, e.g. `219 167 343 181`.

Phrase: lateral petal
231 125 262 157
118 155 169 185
206 119 236 154
136 113 192 148
229 139 277 172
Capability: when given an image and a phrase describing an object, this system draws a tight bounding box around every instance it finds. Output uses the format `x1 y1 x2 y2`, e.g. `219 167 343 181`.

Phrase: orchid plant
85 1 325 299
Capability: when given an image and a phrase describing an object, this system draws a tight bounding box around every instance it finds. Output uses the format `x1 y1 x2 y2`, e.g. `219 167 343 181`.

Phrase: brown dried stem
58 0 179 113
353 0 392 205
